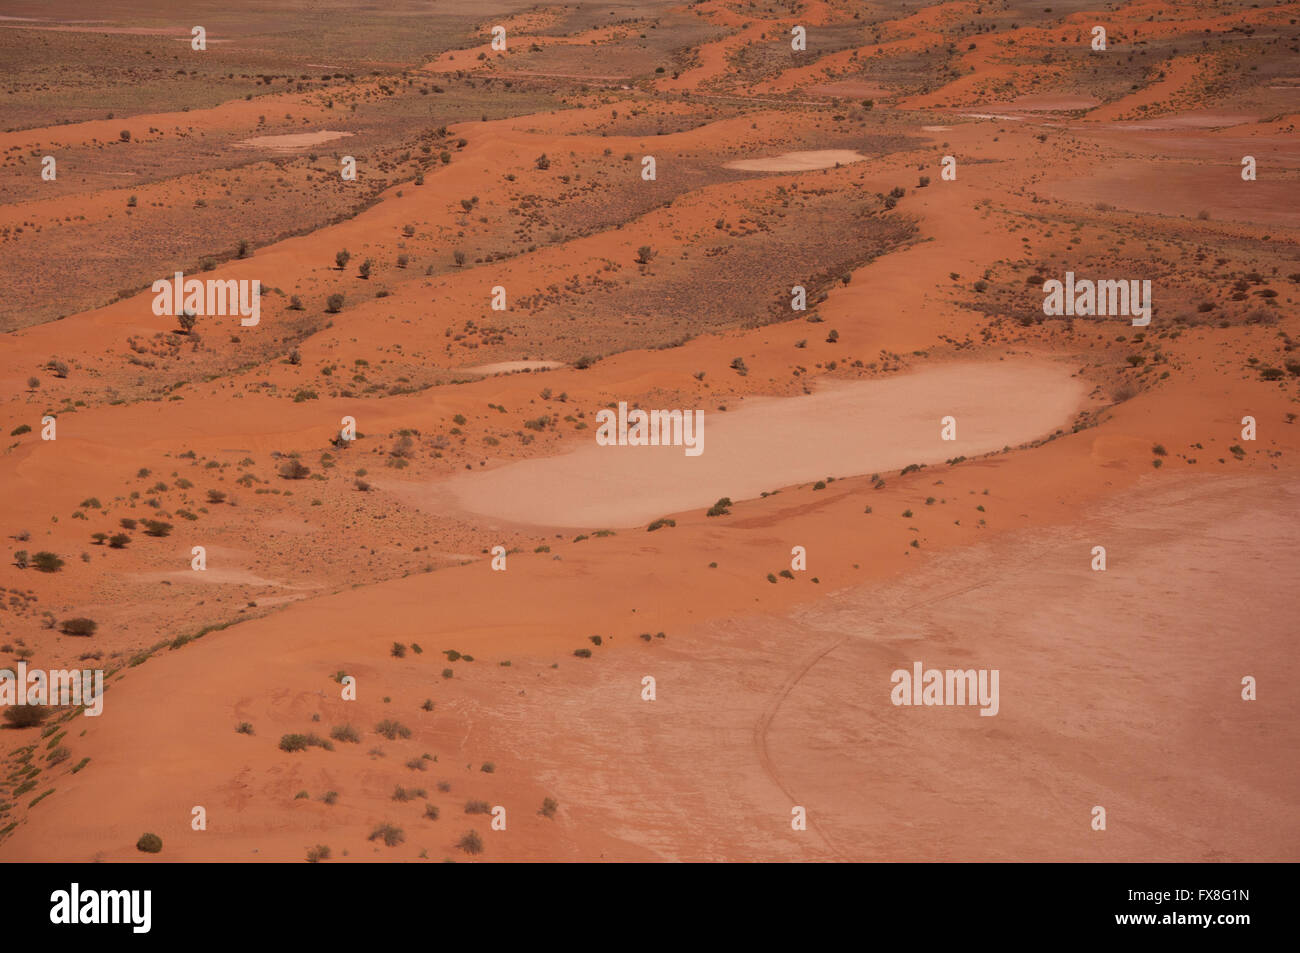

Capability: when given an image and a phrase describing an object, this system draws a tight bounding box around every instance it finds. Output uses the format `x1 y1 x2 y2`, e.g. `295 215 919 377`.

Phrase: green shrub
32 552 64 573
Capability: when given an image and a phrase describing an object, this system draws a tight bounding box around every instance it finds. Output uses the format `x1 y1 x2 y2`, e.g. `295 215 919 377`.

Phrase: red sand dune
0 0 1296 864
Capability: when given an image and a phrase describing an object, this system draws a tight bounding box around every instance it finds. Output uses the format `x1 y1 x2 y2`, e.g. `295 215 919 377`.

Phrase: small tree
453 250 466 267
108 534 131 549
236 238 251 258
358 259 372 279
335 249 351 270
177 308 198 334
2 705 47 728
141 520 173 538
635 245 656 265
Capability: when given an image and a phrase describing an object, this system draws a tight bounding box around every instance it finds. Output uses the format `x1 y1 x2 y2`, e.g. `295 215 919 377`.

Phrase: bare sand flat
433 360 1091 528
235 130 353 152
460 473 1299 860
460 359 565 375
724 149 867 173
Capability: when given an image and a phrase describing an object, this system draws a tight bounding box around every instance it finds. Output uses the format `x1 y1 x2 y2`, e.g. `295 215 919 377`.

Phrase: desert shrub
368 823 404 847
278 460 310 480
480 762 495 773
424 803 439 820
59 618 97 637
330 723 360 743
646 518 675 532
458 830 484 854
32 552 64 573
136 833 162 853
141 520 173 537
326 294 345 313
540 797 558 819
465 799 490 814
573 648 592 658
635 245 656 264
13 551 28 569
391 642 407 658
306 845 330 863
108 534 130 549
235 722 254 735
335 249 351 270
375 719 411 740
279 733 333 752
